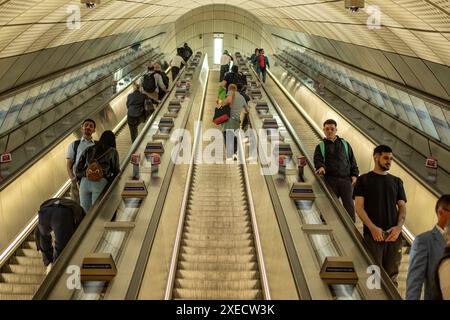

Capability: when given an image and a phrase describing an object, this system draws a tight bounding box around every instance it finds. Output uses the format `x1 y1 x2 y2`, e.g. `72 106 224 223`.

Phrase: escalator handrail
34 54 202 300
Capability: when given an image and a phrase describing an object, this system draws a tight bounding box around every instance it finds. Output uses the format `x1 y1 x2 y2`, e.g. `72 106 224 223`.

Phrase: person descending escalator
314 119 359 221
66 119 97 204
76 130 120 213
170 48 186 81
35 198 85 274
126 82 147 142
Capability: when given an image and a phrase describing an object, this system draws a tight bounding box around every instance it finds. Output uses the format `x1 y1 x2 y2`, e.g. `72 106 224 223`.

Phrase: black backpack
142 72 157 93
159 71 170 88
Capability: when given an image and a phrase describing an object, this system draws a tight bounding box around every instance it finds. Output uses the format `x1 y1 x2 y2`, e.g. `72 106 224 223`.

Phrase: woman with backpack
76 130 120 213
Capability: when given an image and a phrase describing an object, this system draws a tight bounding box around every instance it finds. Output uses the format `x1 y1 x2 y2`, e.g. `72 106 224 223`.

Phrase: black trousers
325 175 355 221
158 89 166 101
38 208 75 266
171 66 180 80
364 234 403 286
223 131 237 158
127 116 141 142
220 64 229 82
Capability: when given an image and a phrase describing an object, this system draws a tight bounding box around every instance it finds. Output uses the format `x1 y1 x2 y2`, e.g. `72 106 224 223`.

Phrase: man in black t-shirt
353 144 407 286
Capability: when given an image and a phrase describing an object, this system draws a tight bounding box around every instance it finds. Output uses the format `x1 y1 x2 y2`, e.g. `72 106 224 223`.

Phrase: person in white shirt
66 119 96 203
170 50 186 80
219 50 233 82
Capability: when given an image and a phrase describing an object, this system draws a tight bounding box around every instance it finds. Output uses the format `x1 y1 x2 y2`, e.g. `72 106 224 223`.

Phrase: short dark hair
259 48 264 53
82 118 96 128
436 194 450 214
373 145 392 156
231 65 238 73
323 119 337 127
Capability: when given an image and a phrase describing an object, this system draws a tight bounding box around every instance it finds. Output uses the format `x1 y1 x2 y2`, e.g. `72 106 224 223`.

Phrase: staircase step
173 288 261 299
185 220 250 229
12 256 43 266
186 215 249 224
1 272 44 284
0 293 33 300
181 246 255 256
178 261 258 272
176 270 259 281
179 253 256 264
182 239 253 248
3 264 45 275
16 248 42 258
183 232 252 242
0 283 40 294
175 279 261 291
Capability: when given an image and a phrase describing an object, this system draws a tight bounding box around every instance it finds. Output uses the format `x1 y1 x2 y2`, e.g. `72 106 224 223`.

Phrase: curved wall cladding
174 4 275 66
268 26 450 103
0 24 171 95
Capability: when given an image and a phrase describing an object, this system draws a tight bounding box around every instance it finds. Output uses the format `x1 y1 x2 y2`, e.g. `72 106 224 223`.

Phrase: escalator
167 71 266 299
259 62 413 298
0 67 176 299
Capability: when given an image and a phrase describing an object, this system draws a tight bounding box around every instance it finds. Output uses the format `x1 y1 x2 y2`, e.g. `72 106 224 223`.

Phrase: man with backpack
142 63 169 102
36 198 85 274
314 119 359 221
182 43 193 62
223 65 249 101
66 119 96 204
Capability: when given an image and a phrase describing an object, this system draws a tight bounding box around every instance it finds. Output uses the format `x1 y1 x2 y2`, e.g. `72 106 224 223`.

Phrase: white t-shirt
171 55 185 69
220 54 232 66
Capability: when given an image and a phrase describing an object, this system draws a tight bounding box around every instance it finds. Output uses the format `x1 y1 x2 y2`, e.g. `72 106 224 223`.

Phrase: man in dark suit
406 194 450 299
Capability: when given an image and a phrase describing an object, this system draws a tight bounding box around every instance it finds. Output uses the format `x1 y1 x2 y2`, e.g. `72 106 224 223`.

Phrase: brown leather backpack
86 148 111 181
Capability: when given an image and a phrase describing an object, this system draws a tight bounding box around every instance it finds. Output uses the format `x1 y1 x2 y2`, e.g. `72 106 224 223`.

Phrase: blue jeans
79 177 108 213
257 67 267 83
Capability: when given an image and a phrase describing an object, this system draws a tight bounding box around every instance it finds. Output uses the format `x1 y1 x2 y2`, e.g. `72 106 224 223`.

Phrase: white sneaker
46 263 53 275
233 154 238 161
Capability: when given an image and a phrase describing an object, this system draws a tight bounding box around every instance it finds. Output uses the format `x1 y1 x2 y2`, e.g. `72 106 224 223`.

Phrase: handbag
213 104 230 125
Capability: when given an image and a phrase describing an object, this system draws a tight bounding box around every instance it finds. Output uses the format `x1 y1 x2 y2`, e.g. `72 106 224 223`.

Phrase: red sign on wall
0 153 11 163
425 157 438 169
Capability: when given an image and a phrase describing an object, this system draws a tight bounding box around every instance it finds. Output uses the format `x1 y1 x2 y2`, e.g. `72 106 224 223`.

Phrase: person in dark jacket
36 198 85 273
250 48 259 70
314 119 359 221
436 220 450 300
406 194 450 299
76 130 120 213
223 65 249 102
182 43 193 62
126 83 146 142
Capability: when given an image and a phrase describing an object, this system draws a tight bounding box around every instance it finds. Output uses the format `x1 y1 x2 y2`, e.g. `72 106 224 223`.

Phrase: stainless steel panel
34 44 75 79
53 42 85 72
0 53 36 93
14 50 52 88
383 52 424 92
0 56 18 86
423 60 450 99
401 55 449 99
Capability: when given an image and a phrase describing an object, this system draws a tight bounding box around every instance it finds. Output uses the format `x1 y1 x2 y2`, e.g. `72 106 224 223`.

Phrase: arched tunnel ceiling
0 0 449 65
